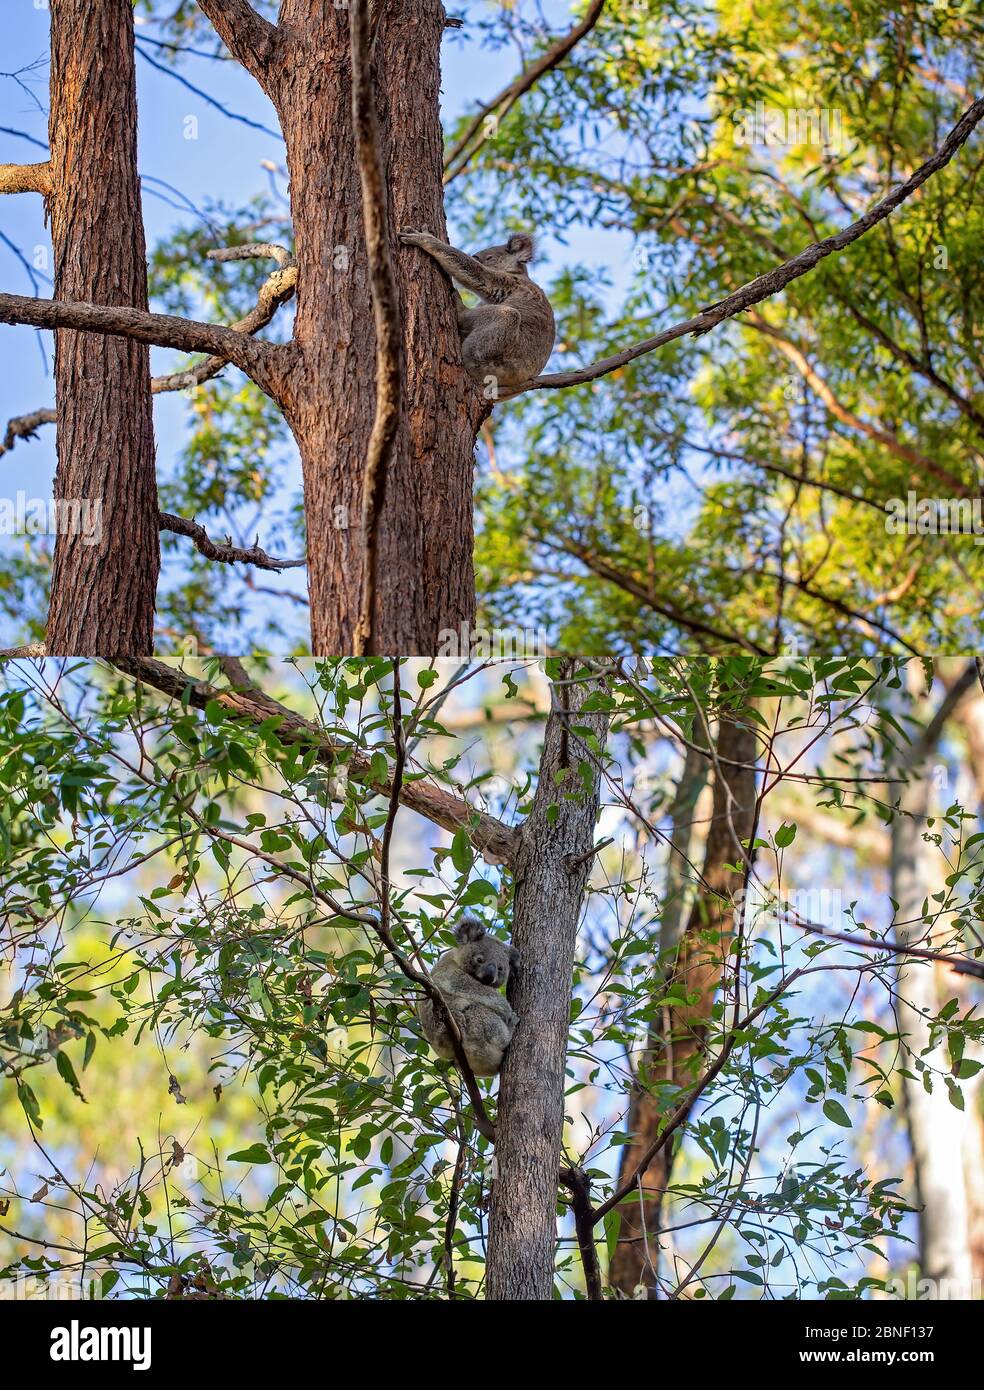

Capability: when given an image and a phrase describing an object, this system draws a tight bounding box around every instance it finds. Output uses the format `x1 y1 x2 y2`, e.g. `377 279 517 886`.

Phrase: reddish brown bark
46 0 159 655
608 718 758 1297
271 1 484 654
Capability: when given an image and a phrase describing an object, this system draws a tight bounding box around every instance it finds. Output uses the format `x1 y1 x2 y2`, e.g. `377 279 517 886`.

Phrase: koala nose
478 965 497 986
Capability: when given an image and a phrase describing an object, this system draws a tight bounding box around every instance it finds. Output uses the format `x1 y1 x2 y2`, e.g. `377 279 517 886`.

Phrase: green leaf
450 829 473 875
945 1078 965 1111
17 1079 43 1130
822 1099 851 1128
603 1208 621 1265
955 1059 983 1080
227 1144 272 1164
56 1049 85 1100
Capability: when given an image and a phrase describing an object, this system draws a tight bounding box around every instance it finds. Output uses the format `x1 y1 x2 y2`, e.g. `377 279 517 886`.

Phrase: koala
417 917 520 1077
398 230 555 389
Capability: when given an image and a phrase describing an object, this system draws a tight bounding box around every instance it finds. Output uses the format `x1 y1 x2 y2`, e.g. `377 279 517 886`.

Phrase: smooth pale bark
485 675 610 1300
946 683 984 1284
271 1 484 654
891 764 974 1298
609 718 758 1297
46 0 159 654
657 741 710 954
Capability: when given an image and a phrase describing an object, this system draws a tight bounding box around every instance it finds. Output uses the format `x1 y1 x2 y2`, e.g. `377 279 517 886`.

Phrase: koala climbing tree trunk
45 0 160 655
608 716 759 1297
486 671 611 1300
269 0 486 654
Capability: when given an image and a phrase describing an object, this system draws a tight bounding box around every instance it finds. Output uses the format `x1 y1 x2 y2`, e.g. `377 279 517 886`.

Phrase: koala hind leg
458 304 521 382
458 1001 515 1077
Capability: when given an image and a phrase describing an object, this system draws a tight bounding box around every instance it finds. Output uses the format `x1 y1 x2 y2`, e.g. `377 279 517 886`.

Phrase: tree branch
1 246 297 459
443 0 606 183
691 193 984 438
349 0 404 656
109 657 520 867
0 161 52 196
0 407 55 460
560 1167 604 1300
0 292 286 398
0 644 46 658
135 42 282 139
159 512 305 571
519 96 984 395
195 0 281 88
547 536 773 656
788 916 984 982
152 244 296 394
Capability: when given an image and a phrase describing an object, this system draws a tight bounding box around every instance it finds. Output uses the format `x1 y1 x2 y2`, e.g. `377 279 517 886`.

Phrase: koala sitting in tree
398 230 555 389
417 917 520 1077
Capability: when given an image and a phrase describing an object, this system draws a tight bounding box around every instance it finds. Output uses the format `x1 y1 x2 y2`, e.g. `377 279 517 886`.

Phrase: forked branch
0 292 286 398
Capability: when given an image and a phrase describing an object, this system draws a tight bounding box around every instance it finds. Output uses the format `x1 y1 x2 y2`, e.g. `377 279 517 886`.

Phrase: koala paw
398 229 432 246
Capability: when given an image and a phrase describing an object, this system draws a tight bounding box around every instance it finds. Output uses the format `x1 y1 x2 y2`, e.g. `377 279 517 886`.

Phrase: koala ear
506 233 534 263
455 917 485 944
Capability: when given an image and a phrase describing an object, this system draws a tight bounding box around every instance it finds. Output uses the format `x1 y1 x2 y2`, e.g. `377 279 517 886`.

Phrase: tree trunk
956 705 984 1289
485 672 610 1299
657 741 709 955
609 717 758 1297
939 675 984 1286
891 767 974 1298
273 0 484 654
46 0 159 655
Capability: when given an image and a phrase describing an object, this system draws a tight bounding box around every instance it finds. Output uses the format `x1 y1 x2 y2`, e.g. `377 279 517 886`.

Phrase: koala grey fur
417 917 520 1077
398 230 555 389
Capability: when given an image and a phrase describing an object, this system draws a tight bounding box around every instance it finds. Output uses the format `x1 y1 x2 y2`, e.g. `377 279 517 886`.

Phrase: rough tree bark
609 717 758 1297
485 671 610 1299
45 0 159 655
268 0 485 653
